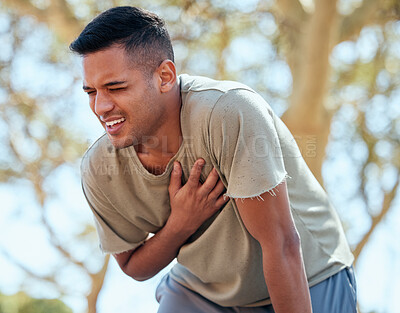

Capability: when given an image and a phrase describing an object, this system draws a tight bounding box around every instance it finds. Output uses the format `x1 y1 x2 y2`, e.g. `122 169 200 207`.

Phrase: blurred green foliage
0 292 72 313
0 1 399 312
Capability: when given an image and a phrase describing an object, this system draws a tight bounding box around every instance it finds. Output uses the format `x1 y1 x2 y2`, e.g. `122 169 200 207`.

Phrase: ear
157 60 177 93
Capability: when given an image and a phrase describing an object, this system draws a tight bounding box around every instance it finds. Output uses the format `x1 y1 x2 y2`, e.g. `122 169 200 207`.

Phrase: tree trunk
87 255 110 313
281 0 338 186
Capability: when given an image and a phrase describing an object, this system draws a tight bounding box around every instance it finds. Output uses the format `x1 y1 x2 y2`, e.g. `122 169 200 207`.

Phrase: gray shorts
156 267 357 313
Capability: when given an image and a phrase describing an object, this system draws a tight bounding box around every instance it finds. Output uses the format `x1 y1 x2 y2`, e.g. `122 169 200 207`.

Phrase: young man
71 6 357 313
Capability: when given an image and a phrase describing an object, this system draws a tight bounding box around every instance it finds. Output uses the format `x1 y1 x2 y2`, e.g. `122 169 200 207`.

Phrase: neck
136 83 182 158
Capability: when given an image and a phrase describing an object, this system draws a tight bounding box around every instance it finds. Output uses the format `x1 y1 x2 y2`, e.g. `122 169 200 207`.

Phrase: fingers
187 159 205 188
208 179 226 199
200 168 219 195
215 192 230 208
209 179 228 208
168 161 182 195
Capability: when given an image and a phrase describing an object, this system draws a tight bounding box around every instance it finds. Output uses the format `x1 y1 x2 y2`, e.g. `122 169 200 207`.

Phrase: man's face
82 45 166 148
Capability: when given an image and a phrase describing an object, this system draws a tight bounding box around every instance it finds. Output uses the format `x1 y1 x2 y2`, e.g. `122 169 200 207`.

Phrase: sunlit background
0 0 399 312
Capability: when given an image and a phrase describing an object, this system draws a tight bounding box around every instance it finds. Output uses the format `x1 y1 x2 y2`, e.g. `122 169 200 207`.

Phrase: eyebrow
82 80 127 91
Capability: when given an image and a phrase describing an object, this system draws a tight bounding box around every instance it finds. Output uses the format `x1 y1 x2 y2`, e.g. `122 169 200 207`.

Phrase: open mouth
105 117 126 134
106 117 125 127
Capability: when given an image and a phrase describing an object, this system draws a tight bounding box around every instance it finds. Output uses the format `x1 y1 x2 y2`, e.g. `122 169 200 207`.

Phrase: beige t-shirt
81 74 354 307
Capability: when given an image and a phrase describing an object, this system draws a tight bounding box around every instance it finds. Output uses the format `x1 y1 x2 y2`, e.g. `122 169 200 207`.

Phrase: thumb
168 162 182 195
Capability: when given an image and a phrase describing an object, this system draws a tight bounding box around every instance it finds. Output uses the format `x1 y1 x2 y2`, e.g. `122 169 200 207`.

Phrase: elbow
283 230 301 258
130 274 153 282
284 225 301 247
114 250 154 281
279 229 303 267
121 266 155 282
125 271 154 282
261 228 302 259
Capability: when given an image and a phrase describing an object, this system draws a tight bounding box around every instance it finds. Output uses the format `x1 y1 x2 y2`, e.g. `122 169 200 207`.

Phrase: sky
1 5 400 313
2 72 399 313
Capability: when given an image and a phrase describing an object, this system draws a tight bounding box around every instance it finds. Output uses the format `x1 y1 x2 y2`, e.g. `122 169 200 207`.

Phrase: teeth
106 117 125 126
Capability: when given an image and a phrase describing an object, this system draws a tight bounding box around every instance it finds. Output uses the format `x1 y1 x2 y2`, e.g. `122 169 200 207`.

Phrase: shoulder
80 133 115 182
179 74 254 94
209 87 275 128
180 74 273 125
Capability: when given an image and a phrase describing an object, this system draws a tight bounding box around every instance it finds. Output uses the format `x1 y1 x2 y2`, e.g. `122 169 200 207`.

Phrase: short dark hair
69 6 174 73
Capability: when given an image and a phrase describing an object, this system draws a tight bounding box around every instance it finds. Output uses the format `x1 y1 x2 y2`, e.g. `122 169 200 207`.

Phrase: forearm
115 219 192 281
262 241 312 313
114 159 227 281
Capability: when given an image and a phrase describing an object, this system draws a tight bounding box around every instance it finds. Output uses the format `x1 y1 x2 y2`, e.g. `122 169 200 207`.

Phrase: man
70 6 357 313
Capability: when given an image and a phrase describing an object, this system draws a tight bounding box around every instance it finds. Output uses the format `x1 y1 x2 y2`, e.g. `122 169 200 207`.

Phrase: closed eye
109 87 126 92
85 90 97 97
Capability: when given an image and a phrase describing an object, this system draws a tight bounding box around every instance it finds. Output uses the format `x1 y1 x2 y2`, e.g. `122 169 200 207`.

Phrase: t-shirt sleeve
207 88 289 199
81 169 149 254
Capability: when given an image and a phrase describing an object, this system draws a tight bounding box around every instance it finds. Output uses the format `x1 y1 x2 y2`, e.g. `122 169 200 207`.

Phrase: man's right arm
113 158 227 281
112 215 193 281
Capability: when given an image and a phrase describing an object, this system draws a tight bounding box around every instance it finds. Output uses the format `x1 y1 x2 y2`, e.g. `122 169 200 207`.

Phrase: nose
94 91 114 117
